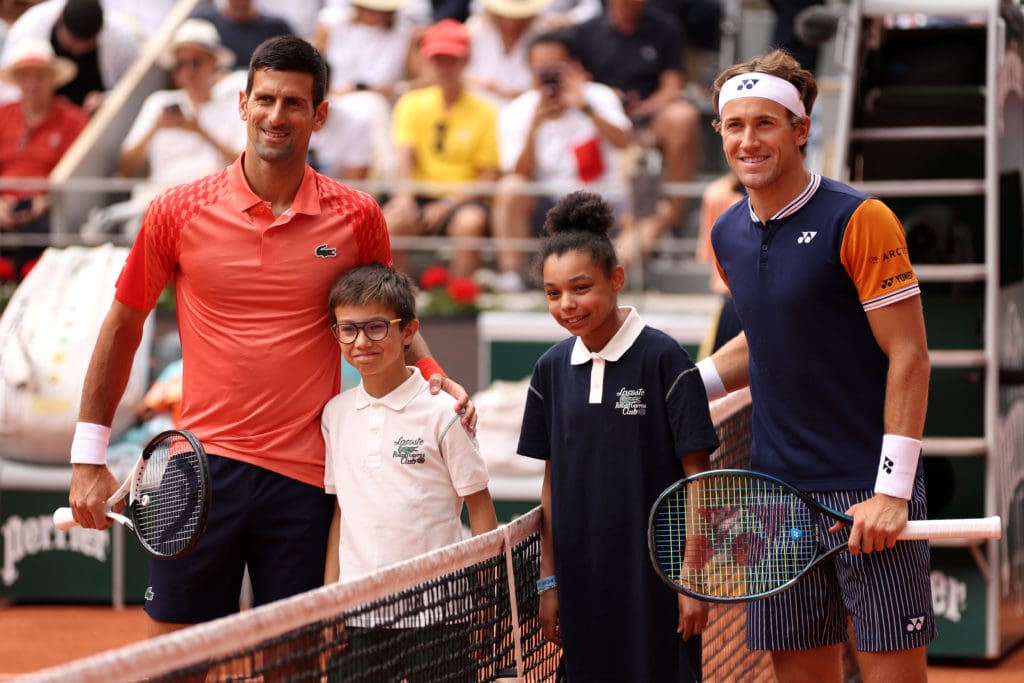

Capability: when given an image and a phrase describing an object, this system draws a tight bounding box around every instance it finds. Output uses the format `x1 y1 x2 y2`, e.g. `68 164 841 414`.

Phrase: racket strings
652 474 818 599
133 436 205 556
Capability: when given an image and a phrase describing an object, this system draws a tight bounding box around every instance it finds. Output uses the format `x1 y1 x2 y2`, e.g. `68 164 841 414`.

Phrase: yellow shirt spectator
391 84 499 187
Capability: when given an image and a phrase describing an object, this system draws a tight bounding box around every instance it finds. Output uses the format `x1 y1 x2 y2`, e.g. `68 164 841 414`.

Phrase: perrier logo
393 437 426 464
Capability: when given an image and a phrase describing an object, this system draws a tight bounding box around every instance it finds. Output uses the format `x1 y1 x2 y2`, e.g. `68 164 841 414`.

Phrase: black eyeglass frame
331 318 404 344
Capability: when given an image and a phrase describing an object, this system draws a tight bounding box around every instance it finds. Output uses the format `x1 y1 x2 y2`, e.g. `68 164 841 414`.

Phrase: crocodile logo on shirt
315 244 337 258
393 437 426 464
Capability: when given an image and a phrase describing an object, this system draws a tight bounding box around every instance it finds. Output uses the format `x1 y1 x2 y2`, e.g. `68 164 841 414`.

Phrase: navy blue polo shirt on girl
518 308 719 683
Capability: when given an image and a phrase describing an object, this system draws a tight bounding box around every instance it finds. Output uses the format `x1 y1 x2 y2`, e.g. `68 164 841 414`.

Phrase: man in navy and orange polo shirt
66 35 475 635
697 49 933 682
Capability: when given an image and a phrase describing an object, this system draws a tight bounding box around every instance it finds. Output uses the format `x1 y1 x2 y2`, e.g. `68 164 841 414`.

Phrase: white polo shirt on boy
322 369 490 579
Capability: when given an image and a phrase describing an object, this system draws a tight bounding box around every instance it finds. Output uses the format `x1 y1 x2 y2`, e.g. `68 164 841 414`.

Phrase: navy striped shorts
746 476 935 652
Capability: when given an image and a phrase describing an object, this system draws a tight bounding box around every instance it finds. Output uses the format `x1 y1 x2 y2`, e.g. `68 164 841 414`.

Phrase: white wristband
873 433 922 500
70 422 111 466
697 357 727 401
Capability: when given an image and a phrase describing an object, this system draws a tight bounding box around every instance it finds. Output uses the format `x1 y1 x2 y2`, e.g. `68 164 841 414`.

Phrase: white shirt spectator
101 0 176 37
254 0 323 38
464 12 535 107
309 91 375 178
1 0 139 92
498 81 630 185
121 88 245 195
316 4 412 93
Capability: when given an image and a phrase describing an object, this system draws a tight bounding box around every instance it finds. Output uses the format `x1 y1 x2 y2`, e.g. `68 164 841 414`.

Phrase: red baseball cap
420 19 470 58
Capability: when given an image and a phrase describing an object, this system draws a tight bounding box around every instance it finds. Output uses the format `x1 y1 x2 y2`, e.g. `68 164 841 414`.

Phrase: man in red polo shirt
0 36 86 276
66 35 474 635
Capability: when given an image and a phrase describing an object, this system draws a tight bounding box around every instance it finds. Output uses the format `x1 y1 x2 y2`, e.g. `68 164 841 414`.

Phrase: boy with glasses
322 262 497 588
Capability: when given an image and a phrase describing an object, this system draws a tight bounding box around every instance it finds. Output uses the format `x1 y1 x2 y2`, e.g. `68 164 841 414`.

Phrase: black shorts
144 454 335 624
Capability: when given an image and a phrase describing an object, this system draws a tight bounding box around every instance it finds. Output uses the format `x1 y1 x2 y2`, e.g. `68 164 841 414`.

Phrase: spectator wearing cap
464 0 548 107
192 0 295 69
383 18 499 278
312 0 415 100
81 18 244 242
570 0 703 267
0 37 86 275
1 0 139 115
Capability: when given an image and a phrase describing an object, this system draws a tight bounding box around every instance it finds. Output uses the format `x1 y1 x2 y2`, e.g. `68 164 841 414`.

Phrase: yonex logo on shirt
796 231 817 244
904 615 926 632
145 586 155 601
315 244 337 258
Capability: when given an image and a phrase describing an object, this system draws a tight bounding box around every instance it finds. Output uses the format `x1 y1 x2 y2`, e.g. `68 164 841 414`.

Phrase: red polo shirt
0 97 87 198
116 156 391 486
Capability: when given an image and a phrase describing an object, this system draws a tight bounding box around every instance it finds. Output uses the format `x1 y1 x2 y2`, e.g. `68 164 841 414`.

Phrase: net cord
23 508 543 683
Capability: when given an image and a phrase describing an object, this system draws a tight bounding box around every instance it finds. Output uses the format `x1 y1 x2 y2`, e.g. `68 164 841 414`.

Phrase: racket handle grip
901 516 1002 540
53 507 79 531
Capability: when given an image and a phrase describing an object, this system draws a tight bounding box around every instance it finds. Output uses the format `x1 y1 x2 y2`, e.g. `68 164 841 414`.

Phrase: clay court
1 603 1021 681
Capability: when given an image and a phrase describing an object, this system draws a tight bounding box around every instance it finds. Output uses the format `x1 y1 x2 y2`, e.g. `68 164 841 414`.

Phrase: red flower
0 257 15 281
19 257 39 280
447 277 479 304
420 265 450 290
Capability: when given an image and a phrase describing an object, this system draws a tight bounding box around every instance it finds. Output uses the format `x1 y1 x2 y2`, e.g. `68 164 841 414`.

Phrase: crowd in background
0 0 827 290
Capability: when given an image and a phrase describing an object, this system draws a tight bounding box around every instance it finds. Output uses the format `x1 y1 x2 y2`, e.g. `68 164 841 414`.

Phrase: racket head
129 429 211 559
648 469 822 602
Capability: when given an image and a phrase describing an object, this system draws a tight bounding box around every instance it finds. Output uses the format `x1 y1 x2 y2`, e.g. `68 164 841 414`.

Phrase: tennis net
24 389 768 683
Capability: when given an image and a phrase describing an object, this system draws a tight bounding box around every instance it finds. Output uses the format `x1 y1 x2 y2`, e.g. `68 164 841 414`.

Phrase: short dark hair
246 35 328 108
536 191 618 279
61 0 103 40
527 31 577 62
327 263 418 326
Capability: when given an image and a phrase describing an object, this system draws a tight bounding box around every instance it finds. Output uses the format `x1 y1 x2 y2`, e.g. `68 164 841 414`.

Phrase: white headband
718 72 807 118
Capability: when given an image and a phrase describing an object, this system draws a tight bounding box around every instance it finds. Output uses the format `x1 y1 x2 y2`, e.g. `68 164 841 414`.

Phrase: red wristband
415 356 446 379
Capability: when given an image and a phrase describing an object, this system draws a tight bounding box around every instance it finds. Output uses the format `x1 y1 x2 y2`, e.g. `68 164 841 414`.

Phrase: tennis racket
648 469 1001 602
53 429 211 559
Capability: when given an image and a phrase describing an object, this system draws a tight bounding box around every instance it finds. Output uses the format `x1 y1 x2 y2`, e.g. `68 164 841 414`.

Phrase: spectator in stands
0 37 86 275
1 1 40 52
102 0 177 38
82 19 244 242
2 0 139 115
255 0 323 39
488 31 631 292
193 0 295 69
383 18 499 278
535 0 600 31
464 0 548 107
312 0 415 100
570 0 703 267
308 87 375 180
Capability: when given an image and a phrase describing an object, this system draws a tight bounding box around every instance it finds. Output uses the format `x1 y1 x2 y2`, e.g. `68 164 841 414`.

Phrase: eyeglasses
331 318 403 344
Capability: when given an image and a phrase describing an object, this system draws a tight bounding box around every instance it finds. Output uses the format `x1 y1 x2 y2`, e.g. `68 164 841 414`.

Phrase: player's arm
537 461 560 645
404 332 476 432
324 503 341 584
69 301 150 529
464 488 498 536
697 331 750 401
845 296 930 553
